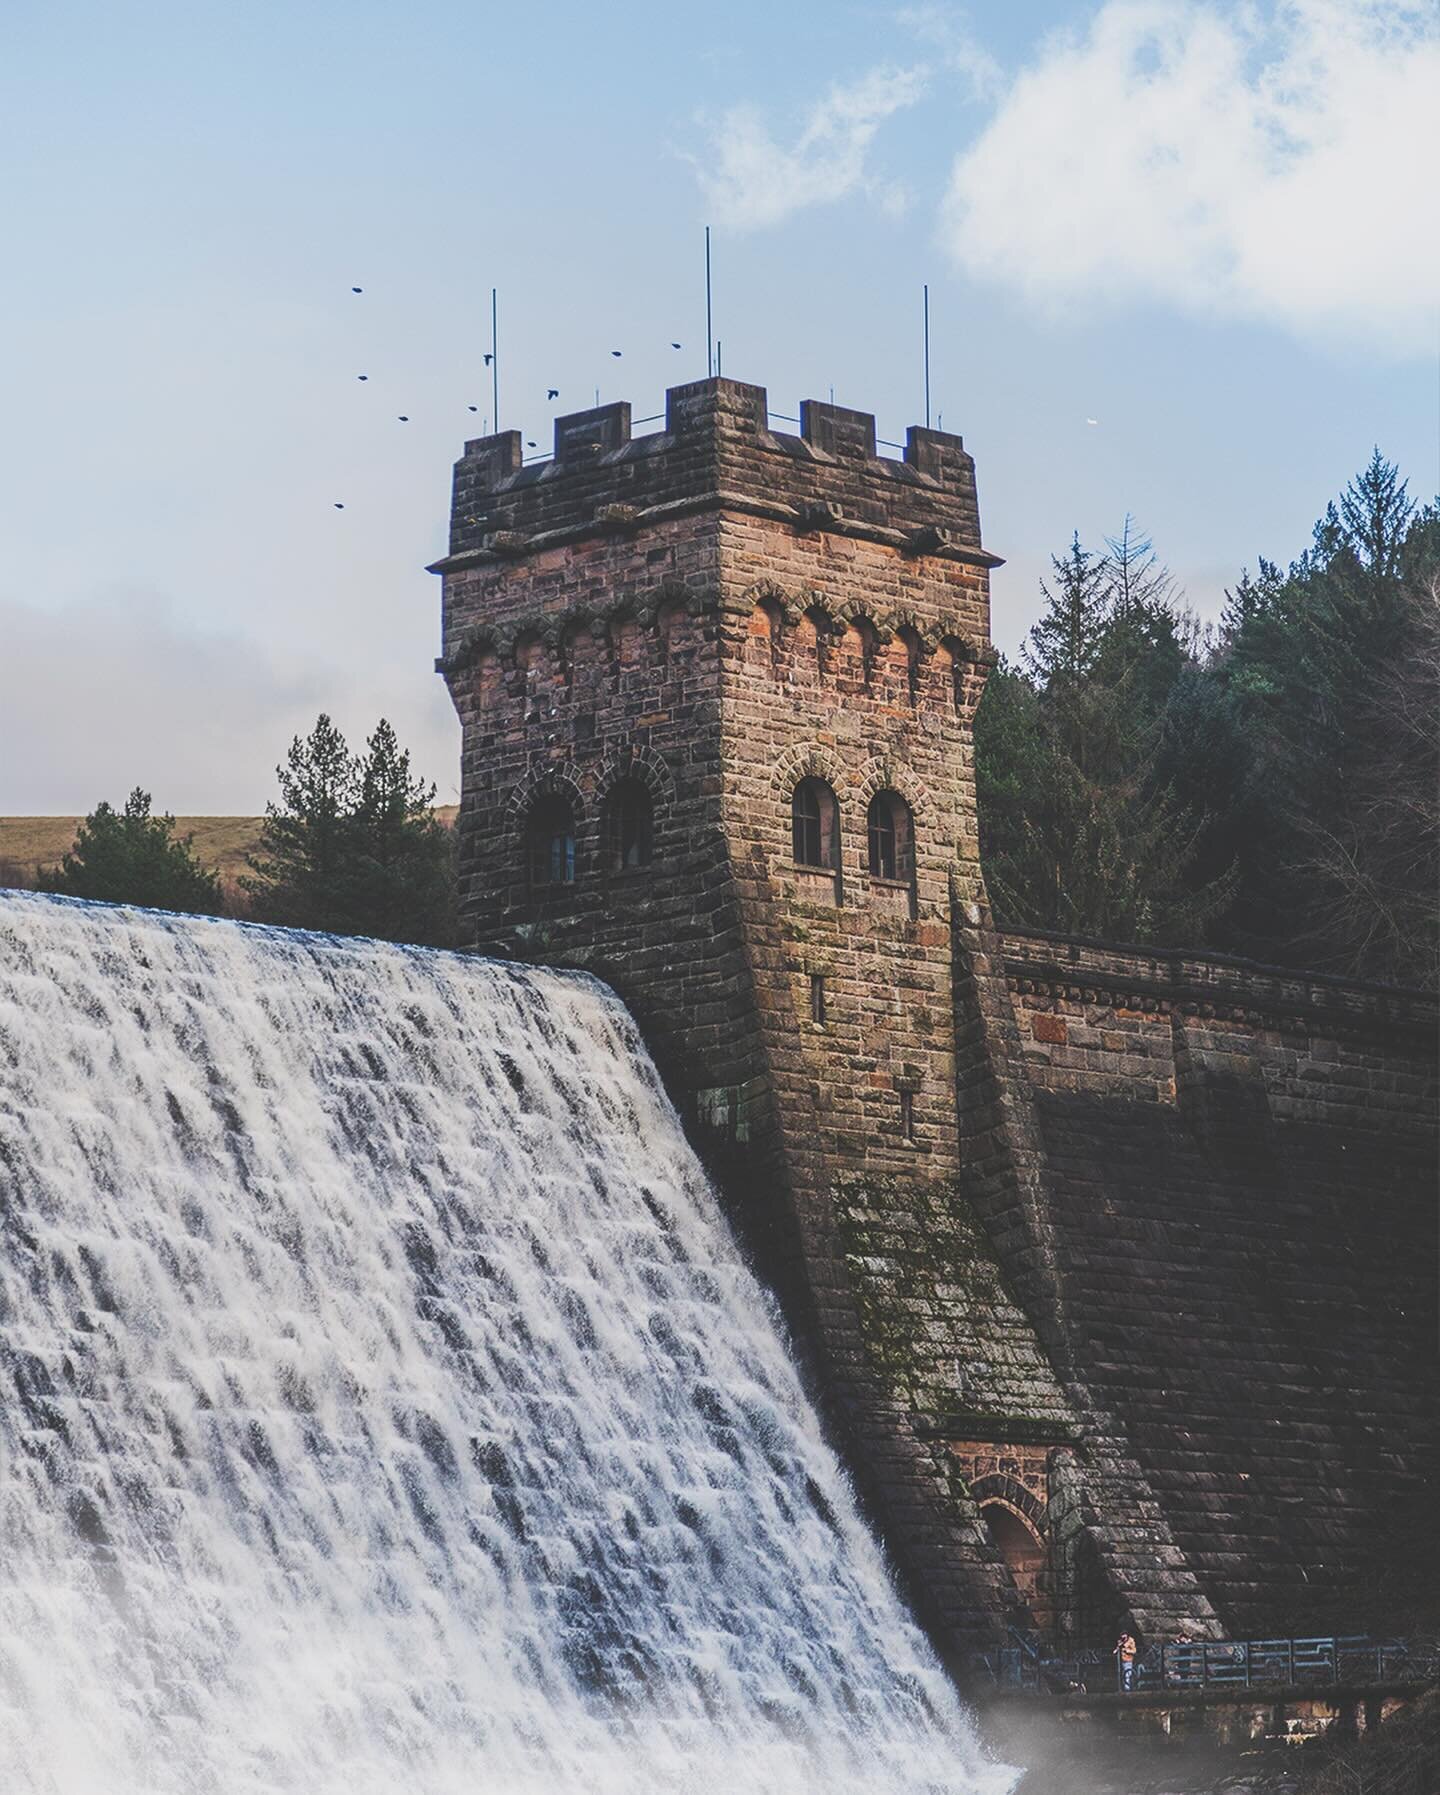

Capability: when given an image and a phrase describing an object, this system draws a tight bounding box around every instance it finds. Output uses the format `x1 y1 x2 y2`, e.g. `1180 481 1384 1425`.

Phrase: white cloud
938 0 1440 356
896 4 1004 96
696 65 929 231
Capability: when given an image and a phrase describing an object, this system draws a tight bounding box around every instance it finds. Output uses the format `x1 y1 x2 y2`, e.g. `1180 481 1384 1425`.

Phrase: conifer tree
1023 532 1110 686
349 719 455 947
243 714 455 945
242 715 360 934
42 790 223 915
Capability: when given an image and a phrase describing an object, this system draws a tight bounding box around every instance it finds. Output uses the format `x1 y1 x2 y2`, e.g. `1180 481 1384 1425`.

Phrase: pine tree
242 714 456 945
349 720 455 947
1024 533 1110 686
1211 454 1435 982
42 789 223 915
242 715 360 933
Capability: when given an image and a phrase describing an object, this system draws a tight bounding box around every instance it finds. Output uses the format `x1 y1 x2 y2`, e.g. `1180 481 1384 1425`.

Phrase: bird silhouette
527 440 537 448
468 405 478 412
671 342 681 349
351 287 363 294
334 502 345 509
357 374 368 381
611 350 622 358
547 388 559 399
483 353 494 366
398 415 409 422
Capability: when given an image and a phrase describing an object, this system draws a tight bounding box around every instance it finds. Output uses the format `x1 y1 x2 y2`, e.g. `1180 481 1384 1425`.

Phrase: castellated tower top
430 376 1003 575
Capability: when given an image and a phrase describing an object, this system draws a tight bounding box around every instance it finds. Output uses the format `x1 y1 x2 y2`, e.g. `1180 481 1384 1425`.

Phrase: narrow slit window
810 974 826 1025
899 1089 915 1141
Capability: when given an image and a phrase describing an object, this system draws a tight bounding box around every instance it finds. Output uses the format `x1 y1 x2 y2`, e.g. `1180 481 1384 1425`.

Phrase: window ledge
866 874 914 891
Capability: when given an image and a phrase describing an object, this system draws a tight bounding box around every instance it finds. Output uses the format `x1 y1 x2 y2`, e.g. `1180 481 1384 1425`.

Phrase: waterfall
0 892 1012 1795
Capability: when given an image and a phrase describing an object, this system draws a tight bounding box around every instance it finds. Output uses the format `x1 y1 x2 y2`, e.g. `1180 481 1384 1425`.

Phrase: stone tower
432 378 1221 1661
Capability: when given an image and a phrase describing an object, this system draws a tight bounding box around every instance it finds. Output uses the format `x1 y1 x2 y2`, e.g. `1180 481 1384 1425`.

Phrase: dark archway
981 1500 1047 1623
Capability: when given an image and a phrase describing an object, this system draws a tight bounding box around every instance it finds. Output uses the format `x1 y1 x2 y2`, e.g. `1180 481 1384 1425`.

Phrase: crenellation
435 373 1438 1667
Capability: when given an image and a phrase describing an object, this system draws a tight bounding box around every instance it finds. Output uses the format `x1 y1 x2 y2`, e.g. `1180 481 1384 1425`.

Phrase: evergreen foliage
243 715 455 946
976 455 1438 988
41 790 223 914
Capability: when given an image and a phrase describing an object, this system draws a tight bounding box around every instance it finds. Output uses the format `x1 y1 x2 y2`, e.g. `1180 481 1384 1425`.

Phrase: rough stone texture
999 930 1440 1636
435 378 1439 1661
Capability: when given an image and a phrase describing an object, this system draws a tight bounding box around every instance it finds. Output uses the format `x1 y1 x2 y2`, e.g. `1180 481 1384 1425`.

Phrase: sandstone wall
436 378 1439 1662
997 929 1440 1634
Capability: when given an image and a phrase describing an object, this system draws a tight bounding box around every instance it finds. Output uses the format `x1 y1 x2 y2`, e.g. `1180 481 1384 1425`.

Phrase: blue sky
1 0 1434 811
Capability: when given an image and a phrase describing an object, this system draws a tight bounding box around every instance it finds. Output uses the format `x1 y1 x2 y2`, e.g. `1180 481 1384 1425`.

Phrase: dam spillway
0 892 1009 1795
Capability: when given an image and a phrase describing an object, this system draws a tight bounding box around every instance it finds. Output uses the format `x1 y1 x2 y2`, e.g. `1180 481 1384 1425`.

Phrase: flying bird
398 415 409 422
484 353 494 366
527 440 537 448
547 388 559 399
611 349 622 357
468 405 478 412
671 342 681 349
351 286 363 293
357 374 368 381
334 502 345 509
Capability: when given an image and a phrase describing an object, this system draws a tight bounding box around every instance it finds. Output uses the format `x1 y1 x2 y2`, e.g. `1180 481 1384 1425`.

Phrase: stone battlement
433 377 1000 572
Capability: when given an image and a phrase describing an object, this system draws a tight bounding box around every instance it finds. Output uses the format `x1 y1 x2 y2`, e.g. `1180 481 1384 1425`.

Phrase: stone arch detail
638 574 715 626
840 605 893 645
847 758 937 831
504 762 588 834
769 743 847 797
970 1473 1048 1536
736 578 803 627
449 623 508 673
593 744 674 805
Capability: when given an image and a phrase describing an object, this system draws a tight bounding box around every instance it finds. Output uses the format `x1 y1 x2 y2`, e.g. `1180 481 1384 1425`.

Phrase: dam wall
435 376 1440 1661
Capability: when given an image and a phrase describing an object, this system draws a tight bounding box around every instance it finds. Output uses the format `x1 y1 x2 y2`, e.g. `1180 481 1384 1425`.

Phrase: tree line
29 453 1436 987
976 452 1438 989
38 717 455 948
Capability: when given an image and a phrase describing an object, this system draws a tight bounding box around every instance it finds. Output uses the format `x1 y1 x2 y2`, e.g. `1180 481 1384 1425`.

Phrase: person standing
1114 1630 1139 1692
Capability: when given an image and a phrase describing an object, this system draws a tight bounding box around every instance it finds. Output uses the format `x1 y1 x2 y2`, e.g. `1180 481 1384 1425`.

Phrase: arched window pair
790 781 915 881
524 780 654 889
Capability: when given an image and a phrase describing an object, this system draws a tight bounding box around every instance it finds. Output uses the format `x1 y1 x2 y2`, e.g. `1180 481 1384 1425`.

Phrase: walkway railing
973 1635 1440 1696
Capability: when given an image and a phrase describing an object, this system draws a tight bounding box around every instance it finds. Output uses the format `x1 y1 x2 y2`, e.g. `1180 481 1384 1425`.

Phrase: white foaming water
0 892 1013 1795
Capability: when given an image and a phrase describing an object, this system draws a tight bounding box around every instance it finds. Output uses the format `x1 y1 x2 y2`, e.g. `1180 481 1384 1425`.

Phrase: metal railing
974 1635 1440 1696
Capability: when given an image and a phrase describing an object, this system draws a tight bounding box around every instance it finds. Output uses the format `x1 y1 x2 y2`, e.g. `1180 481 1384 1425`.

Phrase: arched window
866 790 914 881
604 780 653 871
526 795 576 888
792 778 839 869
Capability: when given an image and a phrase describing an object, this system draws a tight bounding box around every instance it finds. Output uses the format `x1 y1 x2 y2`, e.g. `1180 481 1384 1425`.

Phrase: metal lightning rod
705 227 714 379
923 283 931 430
491 288 499 431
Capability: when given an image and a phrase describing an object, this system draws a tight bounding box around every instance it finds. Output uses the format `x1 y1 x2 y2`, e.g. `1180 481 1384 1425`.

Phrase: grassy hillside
0 809 459 895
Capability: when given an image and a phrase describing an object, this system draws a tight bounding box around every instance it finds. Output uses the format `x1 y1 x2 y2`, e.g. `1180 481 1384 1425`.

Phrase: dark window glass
526 796 576 888
810 974 826 1025
607 782 653 871
867 795 897 879
792 778 837 869
794 785 822 864
867 790 914 882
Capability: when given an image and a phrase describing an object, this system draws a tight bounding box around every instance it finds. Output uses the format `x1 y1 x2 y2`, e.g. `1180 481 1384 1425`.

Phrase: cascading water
0 891 1013 1795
